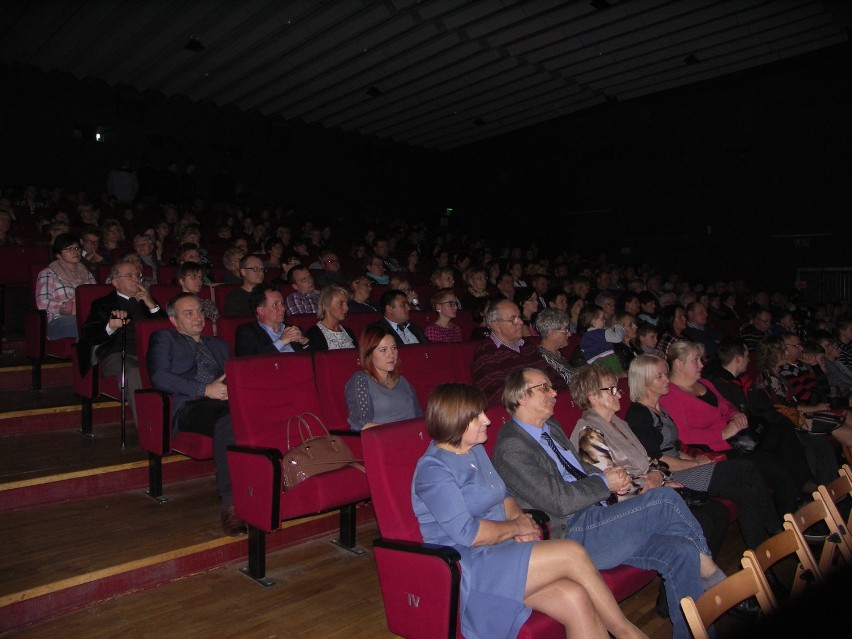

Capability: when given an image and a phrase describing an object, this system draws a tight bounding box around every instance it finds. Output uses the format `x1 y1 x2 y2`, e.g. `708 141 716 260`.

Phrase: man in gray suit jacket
492 368 723 639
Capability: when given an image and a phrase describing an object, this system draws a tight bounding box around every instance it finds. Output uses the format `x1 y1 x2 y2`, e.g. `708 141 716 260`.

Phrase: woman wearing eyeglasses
568 364 731 560
424 288 462 343
534 309 576 385
413 382 647 639
35 233 96 339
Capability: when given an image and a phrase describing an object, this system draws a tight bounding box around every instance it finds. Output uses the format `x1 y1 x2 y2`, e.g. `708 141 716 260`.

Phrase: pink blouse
658 378 740 451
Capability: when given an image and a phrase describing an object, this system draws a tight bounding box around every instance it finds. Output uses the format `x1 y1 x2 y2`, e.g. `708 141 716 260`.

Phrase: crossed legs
525 539 646 639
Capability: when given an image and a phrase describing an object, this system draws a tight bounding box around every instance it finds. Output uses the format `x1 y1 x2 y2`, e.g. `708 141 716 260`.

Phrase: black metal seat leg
81 397 94 437
240 525 274 587
331 504 367 555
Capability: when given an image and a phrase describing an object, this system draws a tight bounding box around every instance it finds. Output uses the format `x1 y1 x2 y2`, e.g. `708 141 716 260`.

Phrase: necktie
541 431 588 481
397 322 409 333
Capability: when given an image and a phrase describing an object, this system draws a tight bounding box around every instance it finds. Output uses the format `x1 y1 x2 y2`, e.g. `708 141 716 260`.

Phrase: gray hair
166 292 199 317
502 368 542 413
594 291 616 306
485 299 515 329
534 308 569 337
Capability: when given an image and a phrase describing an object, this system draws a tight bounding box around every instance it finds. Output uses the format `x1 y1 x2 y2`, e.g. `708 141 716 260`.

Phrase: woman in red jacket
659 339 800 515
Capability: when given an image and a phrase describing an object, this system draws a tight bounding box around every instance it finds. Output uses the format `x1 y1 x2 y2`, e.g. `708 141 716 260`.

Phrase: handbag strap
296 412 331 442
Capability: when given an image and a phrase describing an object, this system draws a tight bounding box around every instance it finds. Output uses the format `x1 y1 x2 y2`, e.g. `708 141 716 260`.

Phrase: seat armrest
227 445 283 532
524 509 551 540
373 537 462 639
329 428 360 437
329 429 363 458
25 310 48 358
374 537 462 564
136 389 171 456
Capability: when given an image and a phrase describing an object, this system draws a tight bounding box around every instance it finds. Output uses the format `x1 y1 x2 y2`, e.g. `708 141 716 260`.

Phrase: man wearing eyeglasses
494 368 717 639
78 260 166 425
80 225 110 269
739 309 771 351
223 255 267 317
470 299 559 405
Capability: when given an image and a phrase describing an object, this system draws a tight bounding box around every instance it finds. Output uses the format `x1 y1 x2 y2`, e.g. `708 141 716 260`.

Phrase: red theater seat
362 419 564 639
312 348 363 429
343 311 382 339
225 353 370 583
134 319 215 499
397 342 468 407
285 312 316 332
71 284 117 435
25 263 74 389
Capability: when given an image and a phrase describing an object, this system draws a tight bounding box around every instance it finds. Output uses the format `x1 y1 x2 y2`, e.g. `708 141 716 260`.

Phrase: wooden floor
3 515 762 639
0 351 789 639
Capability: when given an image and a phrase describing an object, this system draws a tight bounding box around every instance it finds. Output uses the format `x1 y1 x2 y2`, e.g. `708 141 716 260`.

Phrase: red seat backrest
2 246 44 286
215 316 245 353
134 319 174 387
157 265 178 284
552 392 583 438
150 284 181 307
398 342 466 408
74 284 114 333
345 311 382 341
361 418 430 542
482 403 511 458
226 353 322 452
616 378 631 420
286 312 316 332
313 348 363 429
208 267 226 283
452 340 478 385
210 283 241 313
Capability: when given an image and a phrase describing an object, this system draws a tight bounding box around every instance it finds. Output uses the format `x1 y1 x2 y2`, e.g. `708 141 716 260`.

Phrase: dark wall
443 42 852 287
0 63 446 220
3 40 850 290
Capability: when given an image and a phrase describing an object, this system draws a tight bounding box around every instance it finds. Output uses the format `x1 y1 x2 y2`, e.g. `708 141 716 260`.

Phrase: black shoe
726 596 760 620
655 582 670 619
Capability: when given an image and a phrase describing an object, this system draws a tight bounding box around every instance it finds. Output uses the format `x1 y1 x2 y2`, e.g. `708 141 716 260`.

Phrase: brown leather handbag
773 404 809 429
281 413 364 490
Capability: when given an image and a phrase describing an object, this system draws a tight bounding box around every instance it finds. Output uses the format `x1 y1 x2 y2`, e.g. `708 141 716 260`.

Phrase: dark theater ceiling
1 0 848 150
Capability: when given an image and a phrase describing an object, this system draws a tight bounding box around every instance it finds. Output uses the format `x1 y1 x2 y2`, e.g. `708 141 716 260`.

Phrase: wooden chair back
784 496 851 576
816 474 852 553
680 563 773 639
741 528 821 607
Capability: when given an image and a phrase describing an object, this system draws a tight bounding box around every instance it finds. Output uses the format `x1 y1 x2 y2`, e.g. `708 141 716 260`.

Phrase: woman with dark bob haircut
412 383 646 639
